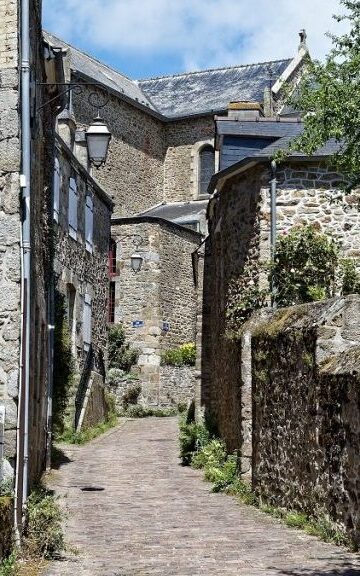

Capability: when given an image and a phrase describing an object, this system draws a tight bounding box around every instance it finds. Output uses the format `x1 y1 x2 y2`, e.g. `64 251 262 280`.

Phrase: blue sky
43 0 347 79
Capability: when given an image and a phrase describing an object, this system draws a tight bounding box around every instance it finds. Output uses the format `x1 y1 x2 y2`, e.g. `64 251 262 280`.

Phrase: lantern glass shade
85 115 111 168
130 253 143 273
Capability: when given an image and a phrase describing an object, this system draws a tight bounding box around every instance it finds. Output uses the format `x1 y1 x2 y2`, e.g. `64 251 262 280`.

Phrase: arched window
199 145 215 195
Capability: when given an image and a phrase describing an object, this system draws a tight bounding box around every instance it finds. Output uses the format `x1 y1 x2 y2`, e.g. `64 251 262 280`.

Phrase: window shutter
68 177 78 239
85 193 94 253
53 157 60 222
83 293 92 351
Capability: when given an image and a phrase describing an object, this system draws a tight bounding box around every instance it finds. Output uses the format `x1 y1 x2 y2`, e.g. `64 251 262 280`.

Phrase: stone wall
111 218 200 404
252 296 360 547
0 0 21 477
54 136 112 368
54 137 112 428
70 83 216 216
201 161 360 455
164 117 215 202
72 85 166 217
159 366 196 407
0 0 59 487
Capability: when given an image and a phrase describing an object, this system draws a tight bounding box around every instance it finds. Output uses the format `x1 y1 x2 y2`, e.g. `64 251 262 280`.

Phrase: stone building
43 30 308 405
0 0 68 528
53 134 113 428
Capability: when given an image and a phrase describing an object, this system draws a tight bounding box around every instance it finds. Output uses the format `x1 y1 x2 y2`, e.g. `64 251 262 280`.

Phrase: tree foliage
289 1 360 188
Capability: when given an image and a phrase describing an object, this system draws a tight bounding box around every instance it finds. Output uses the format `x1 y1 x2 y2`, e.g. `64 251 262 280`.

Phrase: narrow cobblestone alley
44 417 360 576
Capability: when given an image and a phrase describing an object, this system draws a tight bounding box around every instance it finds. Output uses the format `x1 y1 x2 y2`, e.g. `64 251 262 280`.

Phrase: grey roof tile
43 31 156 111
140 200 209 221
44 30 292 119
138 60 291 118
217 120 303 138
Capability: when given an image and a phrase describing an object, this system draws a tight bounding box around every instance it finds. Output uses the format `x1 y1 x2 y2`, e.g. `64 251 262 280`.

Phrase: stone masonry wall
0 0 21 475
72 85 166 217
54 137 112 370
164 117 215 202
71 83 216 216
112 219 200 405
202 162 360 458
252 296 360 547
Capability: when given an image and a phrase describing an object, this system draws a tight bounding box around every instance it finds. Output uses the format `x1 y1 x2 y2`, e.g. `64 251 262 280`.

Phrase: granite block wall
111 219 200 405
252 296 360 547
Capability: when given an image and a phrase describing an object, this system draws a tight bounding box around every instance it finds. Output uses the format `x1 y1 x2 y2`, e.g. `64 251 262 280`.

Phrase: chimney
227 101 262 120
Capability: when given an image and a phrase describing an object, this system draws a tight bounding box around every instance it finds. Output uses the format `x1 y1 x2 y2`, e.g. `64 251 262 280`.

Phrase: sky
43 0 349 79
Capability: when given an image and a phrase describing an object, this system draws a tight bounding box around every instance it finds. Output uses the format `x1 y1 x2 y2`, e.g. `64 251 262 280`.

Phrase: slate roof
140 200 209 222
138 60 291 118
43 31 156 111
209 133 342 194
44 31 293 120
216 119 303 138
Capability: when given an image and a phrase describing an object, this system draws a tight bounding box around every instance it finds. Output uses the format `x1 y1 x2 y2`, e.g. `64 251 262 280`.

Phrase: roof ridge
138 57 293 83
43 30 136 84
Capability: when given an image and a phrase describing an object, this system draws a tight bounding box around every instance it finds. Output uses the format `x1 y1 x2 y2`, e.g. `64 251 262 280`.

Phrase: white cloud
44 0 349 74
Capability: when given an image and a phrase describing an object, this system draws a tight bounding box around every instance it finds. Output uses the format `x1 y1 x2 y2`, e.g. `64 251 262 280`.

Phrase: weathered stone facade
252 296 360 546
201 161 360 458
0 0 62 491
54 136 113 424
111 218 200 405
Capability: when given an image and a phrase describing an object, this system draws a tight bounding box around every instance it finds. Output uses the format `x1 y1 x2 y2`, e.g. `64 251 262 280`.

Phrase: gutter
15 0 31 535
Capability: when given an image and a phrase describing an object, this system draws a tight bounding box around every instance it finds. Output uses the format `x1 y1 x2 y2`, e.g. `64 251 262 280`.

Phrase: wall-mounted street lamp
130 253 143 273
113 233 144 274
38 82 112 168
85 113 112 168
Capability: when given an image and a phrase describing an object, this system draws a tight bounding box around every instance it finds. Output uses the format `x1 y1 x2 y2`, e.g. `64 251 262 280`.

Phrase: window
68 176 78 239
53 157 60 222
83 293 92 351
67 284 76 352
85 192 94 253
108 239 117 277
108 282 115 323
199 145 215 195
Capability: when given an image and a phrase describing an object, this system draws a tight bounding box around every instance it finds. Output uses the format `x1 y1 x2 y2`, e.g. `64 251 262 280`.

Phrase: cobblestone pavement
44 417 360 576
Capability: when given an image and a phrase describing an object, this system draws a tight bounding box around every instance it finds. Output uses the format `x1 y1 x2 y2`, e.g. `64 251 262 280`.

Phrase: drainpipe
270 160 277 307
14 0 31 535
46 282 55 471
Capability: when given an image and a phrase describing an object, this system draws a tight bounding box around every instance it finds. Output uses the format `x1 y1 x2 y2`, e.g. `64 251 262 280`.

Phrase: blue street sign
132 320 144 328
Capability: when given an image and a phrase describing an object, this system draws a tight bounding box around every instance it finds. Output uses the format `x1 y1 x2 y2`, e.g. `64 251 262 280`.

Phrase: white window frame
82 293 92 352
53 157 60 222
68 176 78 240
85 191 94 253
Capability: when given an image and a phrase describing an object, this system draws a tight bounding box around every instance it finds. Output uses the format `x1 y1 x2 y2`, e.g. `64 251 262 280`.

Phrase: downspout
270 160 277 307
15 0 32 534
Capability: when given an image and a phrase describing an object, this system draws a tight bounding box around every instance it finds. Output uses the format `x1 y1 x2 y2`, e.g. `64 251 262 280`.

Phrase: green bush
340 258 360 295
179 416 210 466
122 383 142 409
108 325 139 371
122 405 178 418
272 225 339 307
161 343 196 367
24 487 65 559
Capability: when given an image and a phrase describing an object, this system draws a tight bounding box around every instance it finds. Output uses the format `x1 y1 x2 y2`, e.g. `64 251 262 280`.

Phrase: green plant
161 343 196 367
122 383 142 409
122 405 178 418
339 258 360 295
0 550 18 576
53 291 75 436
226 279 268 327
24 487 65 559
108 325 139 371
179 416 210 466
0 477 13 497
271 225 339 307
284 1 360 189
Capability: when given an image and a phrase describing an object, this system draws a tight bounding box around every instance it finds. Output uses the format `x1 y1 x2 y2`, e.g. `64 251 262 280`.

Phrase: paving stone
44 417 360 576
